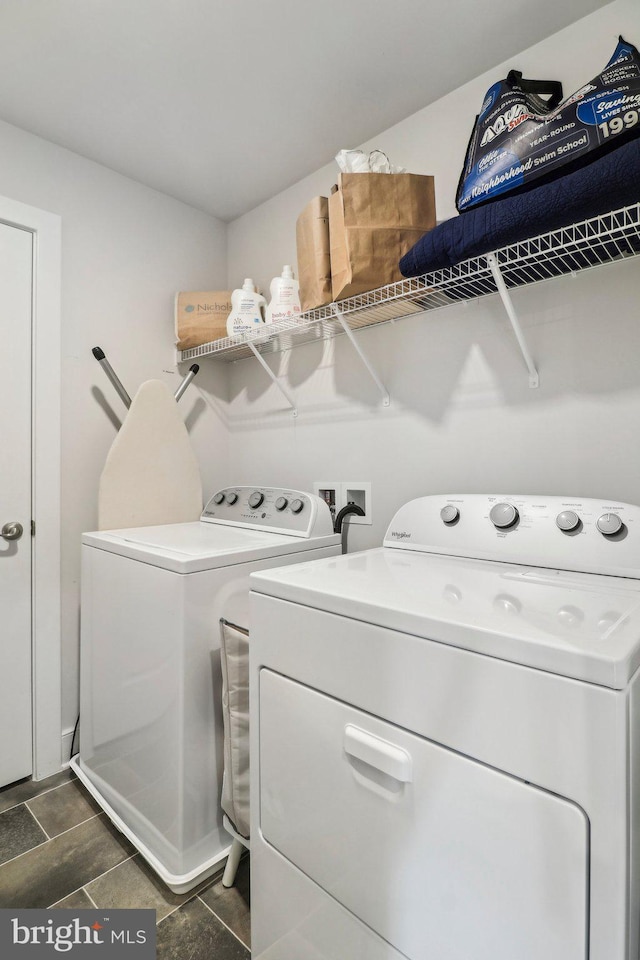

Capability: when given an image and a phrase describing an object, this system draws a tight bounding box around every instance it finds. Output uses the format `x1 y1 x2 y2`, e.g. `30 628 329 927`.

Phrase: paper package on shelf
328 172 436 301
175 291 232 350
296 197 332 313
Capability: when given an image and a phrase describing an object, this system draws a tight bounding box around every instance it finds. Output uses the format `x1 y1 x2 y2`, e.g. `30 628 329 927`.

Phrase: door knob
1 522 23 541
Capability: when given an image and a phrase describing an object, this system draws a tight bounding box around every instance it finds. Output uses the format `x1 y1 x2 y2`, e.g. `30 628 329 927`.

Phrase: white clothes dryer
249 494 640 960
71 486 340 894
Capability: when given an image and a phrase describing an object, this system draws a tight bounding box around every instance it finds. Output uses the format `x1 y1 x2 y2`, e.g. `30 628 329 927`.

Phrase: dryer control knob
227 492 238 505
290 498 304 514
248 491 264 509
597 513 623 537
213 492 225 505
275 497 288 511
489 502 519 529
556 510 580 532
440 505 459 525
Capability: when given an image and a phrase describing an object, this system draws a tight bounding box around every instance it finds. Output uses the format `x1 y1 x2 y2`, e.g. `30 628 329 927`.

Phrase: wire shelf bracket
332 304 390 407
486 253 539 389
246 339 298 417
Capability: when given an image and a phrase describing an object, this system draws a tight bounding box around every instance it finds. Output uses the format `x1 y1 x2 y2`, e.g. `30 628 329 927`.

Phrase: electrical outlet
342 481 372 526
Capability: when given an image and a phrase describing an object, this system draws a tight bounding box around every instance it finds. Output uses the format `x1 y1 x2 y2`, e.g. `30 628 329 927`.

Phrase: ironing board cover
98 379 202 530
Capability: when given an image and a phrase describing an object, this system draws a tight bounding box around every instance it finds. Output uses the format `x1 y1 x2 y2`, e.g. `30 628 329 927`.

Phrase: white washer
71 486 340 894
249 494 640 960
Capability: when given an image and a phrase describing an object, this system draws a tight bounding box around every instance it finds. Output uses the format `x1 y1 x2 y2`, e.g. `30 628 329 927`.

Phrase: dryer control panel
201 487 335 539
384 494 640 578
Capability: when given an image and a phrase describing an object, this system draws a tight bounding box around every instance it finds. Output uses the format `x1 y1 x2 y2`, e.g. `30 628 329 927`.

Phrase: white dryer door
259 670 588 960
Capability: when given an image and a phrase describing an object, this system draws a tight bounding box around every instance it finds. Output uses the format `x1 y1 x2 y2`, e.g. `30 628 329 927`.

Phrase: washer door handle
1 522 23 542
344 724 413 782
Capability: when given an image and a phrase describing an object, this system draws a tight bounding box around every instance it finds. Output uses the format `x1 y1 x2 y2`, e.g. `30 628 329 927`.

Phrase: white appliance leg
222 837 244 888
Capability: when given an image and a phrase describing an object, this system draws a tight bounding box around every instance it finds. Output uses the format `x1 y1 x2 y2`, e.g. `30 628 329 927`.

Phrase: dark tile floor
0 770 250 958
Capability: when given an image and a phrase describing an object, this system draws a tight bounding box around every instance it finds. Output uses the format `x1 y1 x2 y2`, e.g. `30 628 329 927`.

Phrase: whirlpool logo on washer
1 909 155 957
390 530 412 540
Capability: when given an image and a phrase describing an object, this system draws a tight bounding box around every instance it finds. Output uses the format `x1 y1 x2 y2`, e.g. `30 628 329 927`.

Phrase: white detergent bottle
226 279 266 338
265 265 301 325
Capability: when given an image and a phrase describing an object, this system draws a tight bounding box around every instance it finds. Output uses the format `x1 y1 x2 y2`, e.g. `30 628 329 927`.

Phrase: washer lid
250 548 640 688
83 522 338 573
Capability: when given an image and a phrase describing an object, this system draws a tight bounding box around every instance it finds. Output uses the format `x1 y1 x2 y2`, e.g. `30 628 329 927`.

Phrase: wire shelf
177 203 640 364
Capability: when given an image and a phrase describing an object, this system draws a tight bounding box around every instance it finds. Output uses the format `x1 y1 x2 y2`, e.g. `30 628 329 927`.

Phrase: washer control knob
275 497 288 511
597 513 623 537
556 510 580 532
489 502 519 529
213 491 225 505
440 505 459 525
226 492 238 505
290 498 304 514
248 491 264 509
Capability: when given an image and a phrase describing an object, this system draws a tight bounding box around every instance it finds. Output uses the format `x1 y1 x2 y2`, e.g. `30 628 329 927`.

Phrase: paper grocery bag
175 291 232 350
296 196 332 312
329 173 436 301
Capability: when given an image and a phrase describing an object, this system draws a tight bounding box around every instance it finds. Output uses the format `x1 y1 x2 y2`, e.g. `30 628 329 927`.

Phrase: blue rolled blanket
399 138 640 277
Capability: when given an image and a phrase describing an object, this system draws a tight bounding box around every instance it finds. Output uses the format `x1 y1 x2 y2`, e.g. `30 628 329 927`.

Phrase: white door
0 221 33 787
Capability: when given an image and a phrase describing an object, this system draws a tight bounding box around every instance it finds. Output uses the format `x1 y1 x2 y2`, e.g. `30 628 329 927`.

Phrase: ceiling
0 0 609 221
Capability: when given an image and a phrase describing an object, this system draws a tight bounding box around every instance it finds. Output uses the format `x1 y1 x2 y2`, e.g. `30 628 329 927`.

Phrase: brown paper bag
175 291 232 350
296 196 332 312
328 173 436 301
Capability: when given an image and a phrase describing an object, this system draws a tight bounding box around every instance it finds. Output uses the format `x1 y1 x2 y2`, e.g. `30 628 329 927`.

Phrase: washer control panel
384 494 640 578
201 487 334 538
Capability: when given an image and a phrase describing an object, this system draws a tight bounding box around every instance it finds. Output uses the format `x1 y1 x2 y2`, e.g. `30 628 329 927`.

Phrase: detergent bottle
226 279 266 338
265 265 301 325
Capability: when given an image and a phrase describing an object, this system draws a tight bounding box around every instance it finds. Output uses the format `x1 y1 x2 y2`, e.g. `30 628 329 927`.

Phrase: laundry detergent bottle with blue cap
226 279 266 338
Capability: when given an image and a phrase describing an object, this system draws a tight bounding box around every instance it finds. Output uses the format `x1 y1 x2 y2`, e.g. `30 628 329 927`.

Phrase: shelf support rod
486 253 539 388
246 340 298 417
332 305 390 406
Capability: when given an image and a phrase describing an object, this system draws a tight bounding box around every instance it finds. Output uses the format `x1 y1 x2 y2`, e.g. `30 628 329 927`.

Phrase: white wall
0 119 229 738
224 0 640 551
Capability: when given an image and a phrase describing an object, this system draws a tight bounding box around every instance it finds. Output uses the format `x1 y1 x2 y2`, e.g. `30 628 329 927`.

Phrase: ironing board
98 379 202 530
